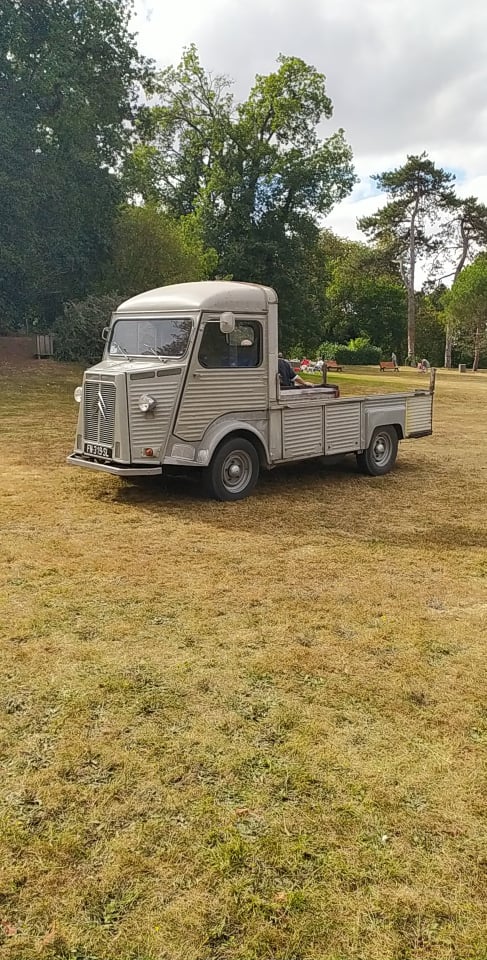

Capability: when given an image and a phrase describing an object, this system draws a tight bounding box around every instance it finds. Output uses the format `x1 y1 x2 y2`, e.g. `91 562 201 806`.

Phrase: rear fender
364 406 405 446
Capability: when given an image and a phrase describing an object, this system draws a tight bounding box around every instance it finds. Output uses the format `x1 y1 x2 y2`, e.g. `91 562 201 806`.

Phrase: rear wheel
204 437 260 501
356 426 398 476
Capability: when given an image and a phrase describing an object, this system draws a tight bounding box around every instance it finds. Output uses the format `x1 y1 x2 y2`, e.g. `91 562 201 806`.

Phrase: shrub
52 293 122 365
315 341 341 360
316 338 381 365
335 343 381 365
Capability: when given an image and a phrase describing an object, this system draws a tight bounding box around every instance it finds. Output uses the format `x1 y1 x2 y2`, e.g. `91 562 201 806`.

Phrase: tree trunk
472 322 481 372
407 197 419 359
444 324 452 368
407 282 415 359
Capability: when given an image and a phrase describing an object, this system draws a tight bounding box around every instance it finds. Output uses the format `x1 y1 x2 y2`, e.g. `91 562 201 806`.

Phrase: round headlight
138 393 156 413
74 386 83 403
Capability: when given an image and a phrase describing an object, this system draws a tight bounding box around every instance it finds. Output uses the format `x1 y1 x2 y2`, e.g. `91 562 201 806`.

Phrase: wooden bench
325 360 343 372
379 361 399 372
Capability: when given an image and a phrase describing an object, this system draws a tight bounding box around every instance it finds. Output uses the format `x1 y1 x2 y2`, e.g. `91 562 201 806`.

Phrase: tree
99 205 217 298
436 198 487 366
358 153 456 360
126 46 356 348
322 238 407 353
444 256 487 371
0 0 150 328
415 289 447 368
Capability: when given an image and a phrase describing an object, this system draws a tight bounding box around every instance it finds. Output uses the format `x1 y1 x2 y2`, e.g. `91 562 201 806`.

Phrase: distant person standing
391 351 398 370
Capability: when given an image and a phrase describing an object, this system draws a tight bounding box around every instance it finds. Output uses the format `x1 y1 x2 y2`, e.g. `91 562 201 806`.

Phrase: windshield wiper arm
111 340 131 361
143 344 165 362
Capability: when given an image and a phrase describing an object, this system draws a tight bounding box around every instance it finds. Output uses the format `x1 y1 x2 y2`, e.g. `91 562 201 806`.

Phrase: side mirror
101 326 109 342
219 311 235 334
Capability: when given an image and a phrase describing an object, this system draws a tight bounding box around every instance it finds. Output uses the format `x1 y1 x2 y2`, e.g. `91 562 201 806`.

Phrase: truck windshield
108 317 192 358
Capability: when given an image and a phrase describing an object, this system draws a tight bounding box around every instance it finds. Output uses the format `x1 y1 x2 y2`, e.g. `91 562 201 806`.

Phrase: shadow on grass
103 455 378 505
82 454 487 550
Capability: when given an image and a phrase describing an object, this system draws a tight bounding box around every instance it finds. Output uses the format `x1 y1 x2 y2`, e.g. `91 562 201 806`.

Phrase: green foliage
316 337 381 365
437 196 487 281
0 0 151 328
335 341 381 365
316 341 341 360
414 293 447 367
445 255 487 369
319 234 407 353
99 205 217 298
126 46 356 349
52 293 121 365
358 153 457 357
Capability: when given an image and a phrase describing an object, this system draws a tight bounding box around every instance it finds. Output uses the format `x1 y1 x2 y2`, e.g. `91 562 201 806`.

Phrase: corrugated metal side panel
324 402 362 454
175 372 268 441
282 407 323 459
128 377 180 447
405 395 432 435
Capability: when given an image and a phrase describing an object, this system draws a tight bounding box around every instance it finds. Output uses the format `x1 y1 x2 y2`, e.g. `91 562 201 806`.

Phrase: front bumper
66 453 162 477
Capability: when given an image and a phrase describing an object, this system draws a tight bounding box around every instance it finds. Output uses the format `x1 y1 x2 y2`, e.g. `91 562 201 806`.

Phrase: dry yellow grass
0 361 486 960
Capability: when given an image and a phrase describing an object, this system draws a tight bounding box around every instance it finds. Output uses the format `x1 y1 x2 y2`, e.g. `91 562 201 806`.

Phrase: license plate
84 442 112 459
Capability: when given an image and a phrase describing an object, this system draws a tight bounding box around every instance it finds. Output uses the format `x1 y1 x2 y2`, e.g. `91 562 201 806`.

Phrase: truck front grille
83 380 116 445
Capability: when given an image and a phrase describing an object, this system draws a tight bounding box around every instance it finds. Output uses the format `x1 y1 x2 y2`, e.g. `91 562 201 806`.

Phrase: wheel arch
364 408 405 446
210 428 269 468
199 421 270 468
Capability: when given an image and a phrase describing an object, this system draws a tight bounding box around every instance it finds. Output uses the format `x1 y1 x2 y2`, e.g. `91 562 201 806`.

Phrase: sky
131 0 487 242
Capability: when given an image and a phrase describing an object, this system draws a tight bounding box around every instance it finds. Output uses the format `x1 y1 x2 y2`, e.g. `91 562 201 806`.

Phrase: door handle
192 372 202 380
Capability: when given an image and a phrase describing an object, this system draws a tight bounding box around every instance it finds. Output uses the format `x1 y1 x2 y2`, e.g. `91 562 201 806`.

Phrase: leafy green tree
414 291 447 367
0 0 150 328
444 255 487 371
358 153 456 360
436 197 487 366
323 239 407 353
52 292 121 364
126 46 356 348
99 205 217 297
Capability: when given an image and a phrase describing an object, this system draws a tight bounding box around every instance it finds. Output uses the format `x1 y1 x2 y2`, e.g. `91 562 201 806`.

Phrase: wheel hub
228 462 242 478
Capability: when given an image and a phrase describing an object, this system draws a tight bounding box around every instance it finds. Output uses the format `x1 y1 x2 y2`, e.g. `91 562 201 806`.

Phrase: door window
198 321 262 368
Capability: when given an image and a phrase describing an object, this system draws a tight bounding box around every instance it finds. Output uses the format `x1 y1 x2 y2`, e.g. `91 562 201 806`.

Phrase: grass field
0 361 486 960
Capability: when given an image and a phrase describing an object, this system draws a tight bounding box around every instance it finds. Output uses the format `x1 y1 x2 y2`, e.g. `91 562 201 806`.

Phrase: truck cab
67 281 433 500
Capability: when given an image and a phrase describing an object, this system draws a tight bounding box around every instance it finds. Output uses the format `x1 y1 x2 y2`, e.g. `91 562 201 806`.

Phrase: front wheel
204 438 260 501
356 426 398 476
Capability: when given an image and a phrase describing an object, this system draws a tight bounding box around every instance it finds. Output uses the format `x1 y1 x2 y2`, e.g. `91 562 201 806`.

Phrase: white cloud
131 0 487 239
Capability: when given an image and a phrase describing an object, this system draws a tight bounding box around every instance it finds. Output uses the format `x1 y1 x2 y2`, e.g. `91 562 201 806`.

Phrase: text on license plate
84 442 112 459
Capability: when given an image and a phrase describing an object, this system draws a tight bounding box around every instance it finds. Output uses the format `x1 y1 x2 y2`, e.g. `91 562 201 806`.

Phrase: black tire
204 437 260 501
356 425 398 476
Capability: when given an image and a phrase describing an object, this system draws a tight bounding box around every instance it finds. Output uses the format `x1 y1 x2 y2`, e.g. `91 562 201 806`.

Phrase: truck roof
115 281 278 316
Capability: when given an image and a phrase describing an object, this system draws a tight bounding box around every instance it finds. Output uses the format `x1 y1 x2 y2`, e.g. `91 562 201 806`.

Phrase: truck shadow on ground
107 455 388 505
88 455 487 550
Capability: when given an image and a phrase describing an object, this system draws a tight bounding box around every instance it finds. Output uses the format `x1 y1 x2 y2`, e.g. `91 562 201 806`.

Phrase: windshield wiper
111 340 131 361
142 345 166 363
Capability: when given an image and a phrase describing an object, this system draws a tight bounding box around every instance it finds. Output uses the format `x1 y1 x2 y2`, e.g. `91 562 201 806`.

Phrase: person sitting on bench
278 353 313 390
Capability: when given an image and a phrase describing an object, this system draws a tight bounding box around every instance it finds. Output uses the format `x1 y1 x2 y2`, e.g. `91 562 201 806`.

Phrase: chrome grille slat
83 380 116 445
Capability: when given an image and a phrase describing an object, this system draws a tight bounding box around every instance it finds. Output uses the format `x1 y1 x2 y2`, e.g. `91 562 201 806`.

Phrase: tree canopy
0 0 149 328
358 153 456 359
320 236 406 354
445 255 487 370
99 205 217 298
125 46 356 348
2 18 487 368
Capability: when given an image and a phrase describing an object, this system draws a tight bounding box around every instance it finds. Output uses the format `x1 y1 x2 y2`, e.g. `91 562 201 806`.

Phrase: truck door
174 317 268 443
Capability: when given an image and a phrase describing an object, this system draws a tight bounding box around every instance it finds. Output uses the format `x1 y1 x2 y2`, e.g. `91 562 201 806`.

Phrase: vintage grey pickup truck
67 281 434 500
